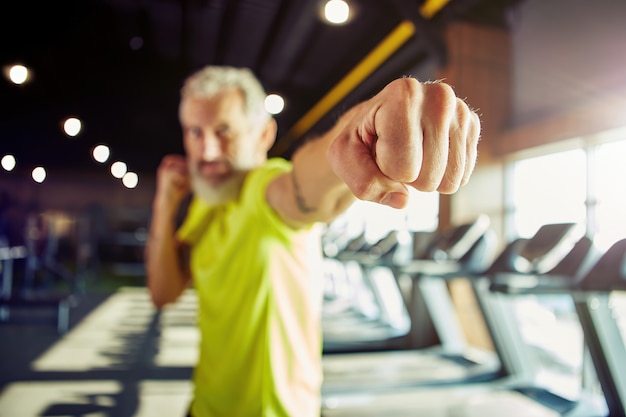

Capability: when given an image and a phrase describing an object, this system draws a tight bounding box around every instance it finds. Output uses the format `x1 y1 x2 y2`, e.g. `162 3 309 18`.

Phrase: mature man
146 66 480 417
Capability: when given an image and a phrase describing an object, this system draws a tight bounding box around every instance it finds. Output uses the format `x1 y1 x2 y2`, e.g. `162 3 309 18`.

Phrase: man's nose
202 135 222 160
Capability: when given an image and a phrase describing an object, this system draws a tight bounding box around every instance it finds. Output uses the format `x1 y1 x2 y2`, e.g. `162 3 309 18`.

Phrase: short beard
189 165 243 205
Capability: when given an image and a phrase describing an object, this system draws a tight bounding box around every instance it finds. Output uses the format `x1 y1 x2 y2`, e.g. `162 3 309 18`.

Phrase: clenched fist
327 77 480 209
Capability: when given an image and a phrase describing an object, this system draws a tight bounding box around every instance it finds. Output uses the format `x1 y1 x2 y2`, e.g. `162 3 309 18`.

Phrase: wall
444 0 626 229
436 22 510 238
434 20 512 351
0 169 156 270
439 0 626 350
510 0 626 128
0 169 155 214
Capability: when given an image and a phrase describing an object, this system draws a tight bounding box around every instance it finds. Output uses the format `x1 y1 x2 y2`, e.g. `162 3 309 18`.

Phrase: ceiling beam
391 0 448 66
420 0 453 18
279 20 416 152
259 0 321 86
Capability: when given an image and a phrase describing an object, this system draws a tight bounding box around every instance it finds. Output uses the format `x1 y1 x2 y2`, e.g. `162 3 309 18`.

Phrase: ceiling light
7 64 30 85
129 36 144 51
1 154 16 171
265 94 285 115
110 161 127 178
122 172 139 188
32 166 46 183
92 144 110 163
324 0 350 25
63 117 82 137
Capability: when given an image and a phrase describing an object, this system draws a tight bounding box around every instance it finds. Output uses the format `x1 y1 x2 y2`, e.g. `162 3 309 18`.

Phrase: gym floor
0 287 198 417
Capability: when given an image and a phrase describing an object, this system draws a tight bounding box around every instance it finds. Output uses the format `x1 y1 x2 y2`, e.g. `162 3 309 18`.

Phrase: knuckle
470 112 482 142
438 182 460 195
394 76 420 93
421 82 456 117
427 81 455 101
414 176 440 193
439 171 463 194
456 98 471 123
386 77 422 105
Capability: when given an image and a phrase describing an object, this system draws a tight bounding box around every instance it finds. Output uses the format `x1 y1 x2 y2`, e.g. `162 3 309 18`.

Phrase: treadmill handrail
424 215 491 262
576 238 626 292
520 222 584 274
489 236 599 295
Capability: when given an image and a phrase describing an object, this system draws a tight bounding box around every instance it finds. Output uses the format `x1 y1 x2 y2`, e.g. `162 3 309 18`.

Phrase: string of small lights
1 0 350 189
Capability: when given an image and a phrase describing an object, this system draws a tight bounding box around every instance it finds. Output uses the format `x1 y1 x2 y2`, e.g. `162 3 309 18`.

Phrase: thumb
327 129 409 209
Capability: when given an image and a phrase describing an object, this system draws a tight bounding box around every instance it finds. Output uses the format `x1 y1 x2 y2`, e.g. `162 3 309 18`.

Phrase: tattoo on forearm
291 169 316 213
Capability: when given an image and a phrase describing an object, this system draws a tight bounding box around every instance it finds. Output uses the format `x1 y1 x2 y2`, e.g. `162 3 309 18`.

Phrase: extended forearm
291 144 354 222
289 108 364 224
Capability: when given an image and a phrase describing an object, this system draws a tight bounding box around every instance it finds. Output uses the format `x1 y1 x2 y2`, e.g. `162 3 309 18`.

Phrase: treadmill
322 222 608 416
471 223 589 382
323 215 504 394
322 229 413 352
573 239 626 416
488 237 626 416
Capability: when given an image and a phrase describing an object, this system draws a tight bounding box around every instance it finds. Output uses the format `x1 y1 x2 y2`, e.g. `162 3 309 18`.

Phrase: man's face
179 89 266 204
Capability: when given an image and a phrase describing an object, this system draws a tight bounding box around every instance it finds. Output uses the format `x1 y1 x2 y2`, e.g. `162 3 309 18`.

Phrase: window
509 148 587 238
329 188 439 245
505 133 626 405
508 136 626 249
593 140 626 250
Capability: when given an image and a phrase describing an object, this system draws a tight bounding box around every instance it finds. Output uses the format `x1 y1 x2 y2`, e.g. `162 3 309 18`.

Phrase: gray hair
180 66 269 125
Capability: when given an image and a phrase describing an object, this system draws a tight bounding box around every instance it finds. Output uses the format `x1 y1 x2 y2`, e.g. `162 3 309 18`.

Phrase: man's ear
260 117 278 152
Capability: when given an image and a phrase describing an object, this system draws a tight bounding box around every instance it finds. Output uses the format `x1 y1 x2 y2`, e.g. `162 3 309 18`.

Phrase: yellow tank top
177 158 324 417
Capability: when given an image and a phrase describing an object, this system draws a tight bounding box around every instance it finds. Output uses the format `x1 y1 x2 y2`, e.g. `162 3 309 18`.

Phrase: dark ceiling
0 0 521 177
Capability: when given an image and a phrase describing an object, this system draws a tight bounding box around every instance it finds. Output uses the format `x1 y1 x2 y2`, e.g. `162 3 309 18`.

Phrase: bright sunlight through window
512 149 586 237
593 140 626 249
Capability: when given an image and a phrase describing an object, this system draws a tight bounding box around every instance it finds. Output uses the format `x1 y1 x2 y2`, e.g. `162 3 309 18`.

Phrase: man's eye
189 127 202 138
216 126 231 140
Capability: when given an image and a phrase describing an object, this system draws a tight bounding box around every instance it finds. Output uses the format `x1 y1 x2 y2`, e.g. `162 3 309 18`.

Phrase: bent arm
145 155 192 309
145 203 191 309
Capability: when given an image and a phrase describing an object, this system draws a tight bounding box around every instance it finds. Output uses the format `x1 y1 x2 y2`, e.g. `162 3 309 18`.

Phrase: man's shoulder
244 157 292 189
260 157 291 172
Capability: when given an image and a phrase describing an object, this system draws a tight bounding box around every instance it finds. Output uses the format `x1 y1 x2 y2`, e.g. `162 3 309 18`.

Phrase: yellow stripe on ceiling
286 20 415 142
419 0 452 19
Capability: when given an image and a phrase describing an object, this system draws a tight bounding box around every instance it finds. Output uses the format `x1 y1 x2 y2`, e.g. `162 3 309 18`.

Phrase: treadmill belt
322 385 561 417
322 348 499 393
